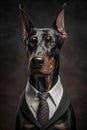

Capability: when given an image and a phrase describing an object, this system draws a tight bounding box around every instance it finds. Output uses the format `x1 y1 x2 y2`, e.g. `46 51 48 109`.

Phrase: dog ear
52 3 67 39
19 4 34 40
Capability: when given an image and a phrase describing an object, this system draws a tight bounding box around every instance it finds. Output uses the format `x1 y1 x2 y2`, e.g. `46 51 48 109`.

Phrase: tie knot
38 92 49 100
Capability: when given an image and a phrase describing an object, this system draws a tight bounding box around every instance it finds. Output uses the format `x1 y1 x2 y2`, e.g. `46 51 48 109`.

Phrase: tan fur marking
45 75 51 91
24 124 34 129
55 123 66 130
40 55 55 75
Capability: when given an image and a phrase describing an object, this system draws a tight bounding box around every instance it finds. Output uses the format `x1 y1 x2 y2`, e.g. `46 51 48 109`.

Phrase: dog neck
29 72 58 92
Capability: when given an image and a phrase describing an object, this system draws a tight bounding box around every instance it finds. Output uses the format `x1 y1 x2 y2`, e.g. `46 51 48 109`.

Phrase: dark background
0 0 87 130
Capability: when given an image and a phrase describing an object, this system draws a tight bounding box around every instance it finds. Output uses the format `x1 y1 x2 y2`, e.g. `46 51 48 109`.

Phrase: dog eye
45 36 55 47
45 36 52 43
29 36 37 45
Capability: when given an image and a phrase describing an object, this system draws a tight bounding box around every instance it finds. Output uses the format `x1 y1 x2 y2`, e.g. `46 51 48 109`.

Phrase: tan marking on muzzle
40 55 55 75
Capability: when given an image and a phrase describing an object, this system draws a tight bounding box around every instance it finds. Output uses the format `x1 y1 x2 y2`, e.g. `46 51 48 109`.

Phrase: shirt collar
49 76 63 107
25 80 39 104
25 76 63 106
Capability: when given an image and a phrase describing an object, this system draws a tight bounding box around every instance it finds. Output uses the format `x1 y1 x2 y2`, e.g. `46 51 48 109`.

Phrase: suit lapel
44 89 70 129
20 92 42 129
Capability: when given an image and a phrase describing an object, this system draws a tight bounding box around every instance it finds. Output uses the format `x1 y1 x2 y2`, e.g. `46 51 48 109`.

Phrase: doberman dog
15 3 76 130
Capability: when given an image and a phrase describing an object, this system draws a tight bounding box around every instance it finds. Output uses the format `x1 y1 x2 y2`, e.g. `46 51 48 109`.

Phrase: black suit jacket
15 90 76 130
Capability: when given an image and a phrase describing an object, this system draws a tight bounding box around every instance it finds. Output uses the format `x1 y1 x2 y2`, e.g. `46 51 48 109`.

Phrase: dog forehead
31 28 56 36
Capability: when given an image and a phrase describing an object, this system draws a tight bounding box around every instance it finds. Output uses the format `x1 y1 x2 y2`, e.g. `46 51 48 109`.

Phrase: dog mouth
29 55 55 76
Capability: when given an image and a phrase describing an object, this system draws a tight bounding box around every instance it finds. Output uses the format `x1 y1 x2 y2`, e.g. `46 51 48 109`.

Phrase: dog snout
31 56 44 68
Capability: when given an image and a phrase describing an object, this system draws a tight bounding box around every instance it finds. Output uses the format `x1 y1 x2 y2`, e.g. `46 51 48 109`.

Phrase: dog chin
30 69 52 76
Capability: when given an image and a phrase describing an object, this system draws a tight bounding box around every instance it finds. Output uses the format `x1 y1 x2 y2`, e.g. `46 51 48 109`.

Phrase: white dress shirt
25 76 63 119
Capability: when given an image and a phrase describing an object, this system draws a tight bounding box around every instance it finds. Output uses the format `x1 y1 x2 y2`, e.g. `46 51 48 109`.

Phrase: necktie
37 92 49 126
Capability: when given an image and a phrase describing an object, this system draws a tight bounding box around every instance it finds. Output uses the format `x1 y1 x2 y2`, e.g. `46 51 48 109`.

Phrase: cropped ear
19 4 34 40
52 3 67 39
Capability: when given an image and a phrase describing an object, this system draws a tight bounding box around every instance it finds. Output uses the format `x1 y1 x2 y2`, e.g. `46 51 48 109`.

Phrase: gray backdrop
0 0 87 130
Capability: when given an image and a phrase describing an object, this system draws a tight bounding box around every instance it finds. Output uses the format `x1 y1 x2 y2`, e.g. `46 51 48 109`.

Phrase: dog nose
31 57 44 68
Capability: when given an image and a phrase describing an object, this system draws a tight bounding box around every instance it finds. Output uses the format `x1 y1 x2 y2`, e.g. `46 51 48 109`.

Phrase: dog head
19 3 67 91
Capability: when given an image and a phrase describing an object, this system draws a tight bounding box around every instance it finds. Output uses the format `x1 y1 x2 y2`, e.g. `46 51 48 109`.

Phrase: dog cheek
50 57 55 70
51 46 59 57
53 49 60 70
48 48 59 72
46 47 57 58
27 61 31 75
26 49 31 59
58 36 64 49
27 55 33 75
